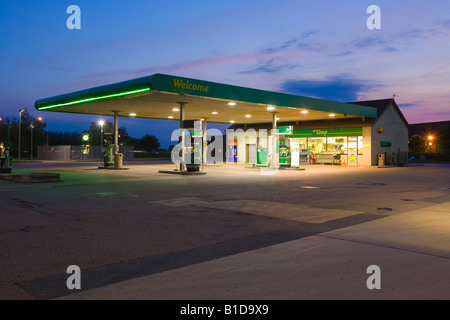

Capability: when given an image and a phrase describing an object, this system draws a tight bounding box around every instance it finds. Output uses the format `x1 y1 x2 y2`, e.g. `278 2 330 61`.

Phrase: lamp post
99 120 105 159
38 117 49 146
30 123 34 161
18 109 25 160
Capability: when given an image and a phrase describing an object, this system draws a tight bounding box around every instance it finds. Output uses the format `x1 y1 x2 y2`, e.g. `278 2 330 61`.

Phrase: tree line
0 109 161 158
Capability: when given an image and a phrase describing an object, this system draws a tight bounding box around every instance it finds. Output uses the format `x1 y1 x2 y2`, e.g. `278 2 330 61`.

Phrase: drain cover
358 182 385 186
85 192 137 199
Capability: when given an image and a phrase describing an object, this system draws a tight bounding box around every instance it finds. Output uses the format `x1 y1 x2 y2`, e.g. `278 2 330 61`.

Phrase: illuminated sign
173 79 210 93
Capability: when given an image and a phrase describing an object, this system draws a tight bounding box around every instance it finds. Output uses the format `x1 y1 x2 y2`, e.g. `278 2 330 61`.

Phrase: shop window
326 137 348 154
308 138 326 153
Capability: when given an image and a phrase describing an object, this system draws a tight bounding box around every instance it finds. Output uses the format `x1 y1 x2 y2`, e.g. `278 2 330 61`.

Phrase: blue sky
1 0 449 148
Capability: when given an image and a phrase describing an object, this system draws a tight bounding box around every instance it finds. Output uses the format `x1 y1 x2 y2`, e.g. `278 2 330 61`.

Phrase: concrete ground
0 160 449 300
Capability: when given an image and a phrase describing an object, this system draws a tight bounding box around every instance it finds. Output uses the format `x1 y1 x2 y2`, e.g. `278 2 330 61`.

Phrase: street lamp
98 120 105 156
30 123 34 161
37 117 49 146
428 136 434 153
18 109 25 160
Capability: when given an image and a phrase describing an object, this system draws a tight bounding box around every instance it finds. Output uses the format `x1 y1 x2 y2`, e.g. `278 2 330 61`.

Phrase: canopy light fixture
37 88 151 110
301 110 309 114
172 108 180 112
230 120 235 124
245 114 252 118
168 116 174 119
267 106 276 111
228 102 237 106
211 111 219 115
129 113 136 117
329 113 336 117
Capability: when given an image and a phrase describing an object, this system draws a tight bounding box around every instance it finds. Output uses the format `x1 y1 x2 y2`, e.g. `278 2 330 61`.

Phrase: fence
38 146 134 161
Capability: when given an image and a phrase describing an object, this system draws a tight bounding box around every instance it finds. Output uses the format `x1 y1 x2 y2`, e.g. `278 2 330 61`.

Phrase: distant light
329 113 336 117
301 110 309 114
245 114 252 118
267 106 276 111
230 120 235 124
172 108 180 112
228 102 237 106
129 113 136 117
211 112 219 115
428 136 434 140
98 120 105 126
37 117 43 121
82 134 90 142
168 116 174 119
276 117 280 121
429 142 433 146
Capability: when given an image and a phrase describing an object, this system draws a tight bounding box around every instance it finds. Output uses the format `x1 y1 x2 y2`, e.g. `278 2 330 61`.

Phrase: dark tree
141 134 160 153
436 123 450 152
408 134 428 154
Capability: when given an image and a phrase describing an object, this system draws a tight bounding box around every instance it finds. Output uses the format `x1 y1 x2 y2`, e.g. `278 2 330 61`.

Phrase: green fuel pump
0 142 13 173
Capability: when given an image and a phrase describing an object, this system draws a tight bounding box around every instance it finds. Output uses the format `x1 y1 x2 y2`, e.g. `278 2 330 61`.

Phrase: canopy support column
114 111 119 155
202 118 208 165
179 102 186 172
271 111 279 169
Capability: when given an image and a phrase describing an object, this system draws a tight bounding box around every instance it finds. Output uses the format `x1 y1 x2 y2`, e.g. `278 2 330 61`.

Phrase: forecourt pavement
0 161 449 300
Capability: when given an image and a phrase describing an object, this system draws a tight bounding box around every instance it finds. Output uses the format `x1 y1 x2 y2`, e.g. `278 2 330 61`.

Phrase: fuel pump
103 143 115 168
0 142 12 173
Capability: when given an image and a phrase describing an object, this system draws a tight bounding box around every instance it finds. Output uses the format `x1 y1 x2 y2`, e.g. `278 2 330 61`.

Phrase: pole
202 118 207 165
114 111 119 155
19 109 24 160
46 121 49 146
30 124 34 161
179 102 186 172
271 112 279 169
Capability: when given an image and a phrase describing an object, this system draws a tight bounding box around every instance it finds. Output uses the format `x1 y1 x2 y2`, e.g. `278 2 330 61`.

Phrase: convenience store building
35 74 409 168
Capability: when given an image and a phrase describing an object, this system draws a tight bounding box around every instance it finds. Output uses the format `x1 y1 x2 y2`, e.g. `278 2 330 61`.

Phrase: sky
1 0 449 148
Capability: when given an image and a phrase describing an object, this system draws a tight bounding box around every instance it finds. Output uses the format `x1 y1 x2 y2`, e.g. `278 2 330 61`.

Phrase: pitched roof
348 99 409 128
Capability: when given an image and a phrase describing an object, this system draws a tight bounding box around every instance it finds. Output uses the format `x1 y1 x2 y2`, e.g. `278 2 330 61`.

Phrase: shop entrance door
348 136 358 166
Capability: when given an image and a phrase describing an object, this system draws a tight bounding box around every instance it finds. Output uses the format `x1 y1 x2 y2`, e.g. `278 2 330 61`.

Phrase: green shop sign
290 127 363 137
380 141 392 147
278 126 293 135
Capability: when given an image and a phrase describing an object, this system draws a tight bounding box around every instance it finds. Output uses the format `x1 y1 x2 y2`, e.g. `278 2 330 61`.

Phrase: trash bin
378 154 385 167
114 153 123 168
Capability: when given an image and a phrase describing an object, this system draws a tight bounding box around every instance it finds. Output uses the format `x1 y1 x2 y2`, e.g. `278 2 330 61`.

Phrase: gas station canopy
35 73 377 124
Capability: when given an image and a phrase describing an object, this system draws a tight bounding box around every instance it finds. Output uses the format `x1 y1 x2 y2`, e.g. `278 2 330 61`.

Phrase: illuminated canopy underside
35 73 377 124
